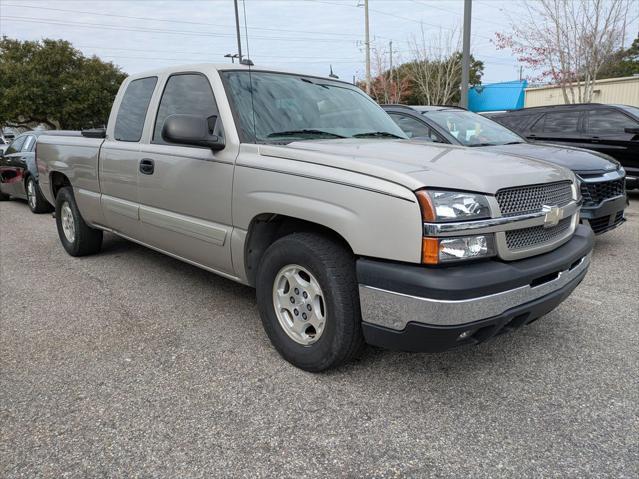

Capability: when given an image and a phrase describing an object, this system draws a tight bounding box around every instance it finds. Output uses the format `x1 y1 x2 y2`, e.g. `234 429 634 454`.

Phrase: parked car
485 104 639 190
36 64 593 371
383 105 627 235
0 136 9 155
0 130 60 213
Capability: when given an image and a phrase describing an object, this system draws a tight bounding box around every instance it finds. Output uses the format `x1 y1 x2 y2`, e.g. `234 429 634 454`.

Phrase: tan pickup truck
36 64 594 371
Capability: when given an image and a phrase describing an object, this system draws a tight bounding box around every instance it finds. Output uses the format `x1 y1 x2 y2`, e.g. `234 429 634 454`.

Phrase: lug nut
302 313 307 320
294 309 299 316
303 291 308 299
306 304 312 311
294 288 300 295
290 297 295 303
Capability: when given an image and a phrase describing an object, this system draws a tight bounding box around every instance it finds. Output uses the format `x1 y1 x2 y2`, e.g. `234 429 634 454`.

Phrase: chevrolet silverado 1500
36 64 594 371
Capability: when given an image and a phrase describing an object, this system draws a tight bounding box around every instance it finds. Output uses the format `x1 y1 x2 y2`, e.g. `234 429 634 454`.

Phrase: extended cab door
135 72 235 275
99 76 158 236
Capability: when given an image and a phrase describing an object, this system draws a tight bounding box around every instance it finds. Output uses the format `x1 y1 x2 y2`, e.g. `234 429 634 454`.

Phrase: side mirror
162 114 225 151
624 127 639 135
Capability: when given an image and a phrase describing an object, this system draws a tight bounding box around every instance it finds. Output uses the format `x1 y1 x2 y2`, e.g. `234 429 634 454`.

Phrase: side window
535 111 581 133
5 136 26 154
22 136 36 152
153 73 219 145
389 113 438 141
114 76 158 142
586 109 638 134
496 115 527 132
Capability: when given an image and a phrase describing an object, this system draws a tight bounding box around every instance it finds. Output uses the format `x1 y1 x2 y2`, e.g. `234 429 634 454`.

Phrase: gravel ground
1 194 638 478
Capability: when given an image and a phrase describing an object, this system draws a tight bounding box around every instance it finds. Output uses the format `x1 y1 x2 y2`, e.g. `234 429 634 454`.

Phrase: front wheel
26 176 53 214
256 232 364 372
55 186 103 256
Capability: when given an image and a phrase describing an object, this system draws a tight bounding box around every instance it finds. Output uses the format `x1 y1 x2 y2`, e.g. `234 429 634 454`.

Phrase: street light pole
234 0 243 62
364 0 371 94
460 0 472 108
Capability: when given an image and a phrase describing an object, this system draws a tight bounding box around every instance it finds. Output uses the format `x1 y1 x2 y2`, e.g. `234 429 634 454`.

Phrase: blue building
468 80 528 113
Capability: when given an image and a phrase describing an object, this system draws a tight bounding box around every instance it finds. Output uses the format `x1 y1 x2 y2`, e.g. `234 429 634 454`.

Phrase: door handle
139 158 155 175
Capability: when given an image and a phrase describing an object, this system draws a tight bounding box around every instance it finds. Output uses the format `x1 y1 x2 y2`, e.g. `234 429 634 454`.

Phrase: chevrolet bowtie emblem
542 205 562 228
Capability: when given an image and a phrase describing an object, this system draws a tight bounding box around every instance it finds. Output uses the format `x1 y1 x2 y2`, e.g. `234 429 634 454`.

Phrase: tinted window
114 76 157 142
535 111 580 133
586 109 638 134
494 115 529 132
389 113 439 141
153 73 218 145
5 136 26 154
22 136 36 152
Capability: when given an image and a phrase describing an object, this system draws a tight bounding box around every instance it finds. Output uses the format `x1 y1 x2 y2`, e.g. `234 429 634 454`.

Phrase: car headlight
416 189 491 222
422 234 496 264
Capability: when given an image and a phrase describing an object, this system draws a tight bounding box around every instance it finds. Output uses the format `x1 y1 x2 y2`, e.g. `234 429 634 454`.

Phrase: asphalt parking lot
1 194 638 478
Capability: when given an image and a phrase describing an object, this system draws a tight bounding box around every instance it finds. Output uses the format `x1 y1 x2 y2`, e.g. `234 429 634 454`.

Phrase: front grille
505 217 572 250
496 181 573 217
580 178 625 206
589 210 625 234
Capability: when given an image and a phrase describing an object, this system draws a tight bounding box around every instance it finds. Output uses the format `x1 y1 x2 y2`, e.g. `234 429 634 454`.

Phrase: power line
2 3 364 39
3 16 358 44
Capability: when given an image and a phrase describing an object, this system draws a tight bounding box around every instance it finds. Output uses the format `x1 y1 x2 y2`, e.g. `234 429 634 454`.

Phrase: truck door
99 76 158 237
136 72 235 275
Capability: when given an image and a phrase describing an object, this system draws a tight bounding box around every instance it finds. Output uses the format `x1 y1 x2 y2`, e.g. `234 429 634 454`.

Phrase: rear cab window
114 76 158 142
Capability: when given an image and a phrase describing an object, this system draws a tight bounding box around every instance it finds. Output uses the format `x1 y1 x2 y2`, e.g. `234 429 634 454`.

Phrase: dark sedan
0 131 55 213
485 104 639 190
383 104 627 235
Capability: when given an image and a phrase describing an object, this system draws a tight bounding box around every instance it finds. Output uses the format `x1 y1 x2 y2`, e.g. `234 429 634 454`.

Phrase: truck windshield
222 71 407 143
424 110 525 147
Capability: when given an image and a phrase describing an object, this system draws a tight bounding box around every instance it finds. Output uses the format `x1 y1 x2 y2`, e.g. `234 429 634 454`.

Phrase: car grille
496 181 573 217
580 178 625 206
505 217 572 250
588 210 625 234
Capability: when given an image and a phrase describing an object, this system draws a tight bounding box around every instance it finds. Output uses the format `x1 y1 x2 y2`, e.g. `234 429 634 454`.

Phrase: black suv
486 103 639 190
383 104 627 235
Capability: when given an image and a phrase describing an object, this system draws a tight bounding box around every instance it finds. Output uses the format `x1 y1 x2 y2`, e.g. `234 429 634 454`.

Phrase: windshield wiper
267 129 345 139
352 131 404 139
468 142 497 147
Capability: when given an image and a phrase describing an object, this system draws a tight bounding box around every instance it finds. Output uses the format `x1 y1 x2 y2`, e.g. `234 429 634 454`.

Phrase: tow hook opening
530 271 560 288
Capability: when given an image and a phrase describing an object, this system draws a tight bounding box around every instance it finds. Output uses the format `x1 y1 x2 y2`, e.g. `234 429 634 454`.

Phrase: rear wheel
55 186 103 256
256 232 364 372
26 176 53 214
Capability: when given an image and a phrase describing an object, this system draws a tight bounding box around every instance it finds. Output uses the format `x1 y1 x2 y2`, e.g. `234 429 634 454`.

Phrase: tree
367 44 412 104
0 38 126 130
494 0 631 103
405 28 483 105
598 36 639 79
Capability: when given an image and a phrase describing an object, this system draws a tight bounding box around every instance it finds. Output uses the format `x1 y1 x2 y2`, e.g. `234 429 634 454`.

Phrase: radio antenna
233 0 243 62
240 0 253 65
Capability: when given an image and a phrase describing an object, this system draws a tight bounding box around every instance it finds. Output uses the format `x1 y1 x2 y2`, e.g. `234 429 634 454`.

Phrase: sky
0 0 638 85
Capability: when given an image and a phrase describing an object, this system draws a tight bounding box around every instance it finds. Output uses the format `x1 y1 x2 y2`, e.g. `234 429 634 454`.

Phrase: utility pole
460 0 472 108
233 0 243 62
364 0 371 94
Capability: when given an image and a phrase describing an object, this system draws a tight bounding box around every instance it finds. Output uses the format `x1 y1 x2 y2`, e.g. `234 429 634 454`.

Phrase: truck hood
259 139 572 195
482 142 620 175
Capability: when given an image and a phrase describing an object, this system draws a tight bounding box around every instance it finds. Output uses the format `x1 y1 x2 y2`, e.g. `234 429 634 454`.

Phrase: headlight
422 235 496 264
416 190 491 222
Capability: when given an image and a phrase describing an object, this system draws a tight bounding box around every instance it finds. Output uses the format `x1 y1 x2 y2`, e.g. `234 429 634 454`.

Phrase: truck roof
127 63 352 85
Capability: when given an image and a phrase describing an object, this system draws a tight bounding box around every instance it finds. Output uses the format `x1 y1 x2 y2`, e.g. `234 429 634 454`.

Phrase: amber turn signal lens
415 190 436 222
422 237 439 265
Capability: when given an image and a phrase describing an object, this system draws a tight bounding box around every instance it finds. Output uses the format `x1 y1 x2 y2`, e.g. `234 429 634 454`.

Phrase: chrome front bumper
359 252 591 331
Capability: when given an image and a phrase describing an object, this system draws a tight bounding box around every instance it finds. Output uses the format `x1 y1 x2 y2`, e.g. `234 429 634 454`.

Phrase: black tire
26 176 54 214
256 232 365 372
0 187 9 201
55 186 103 256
